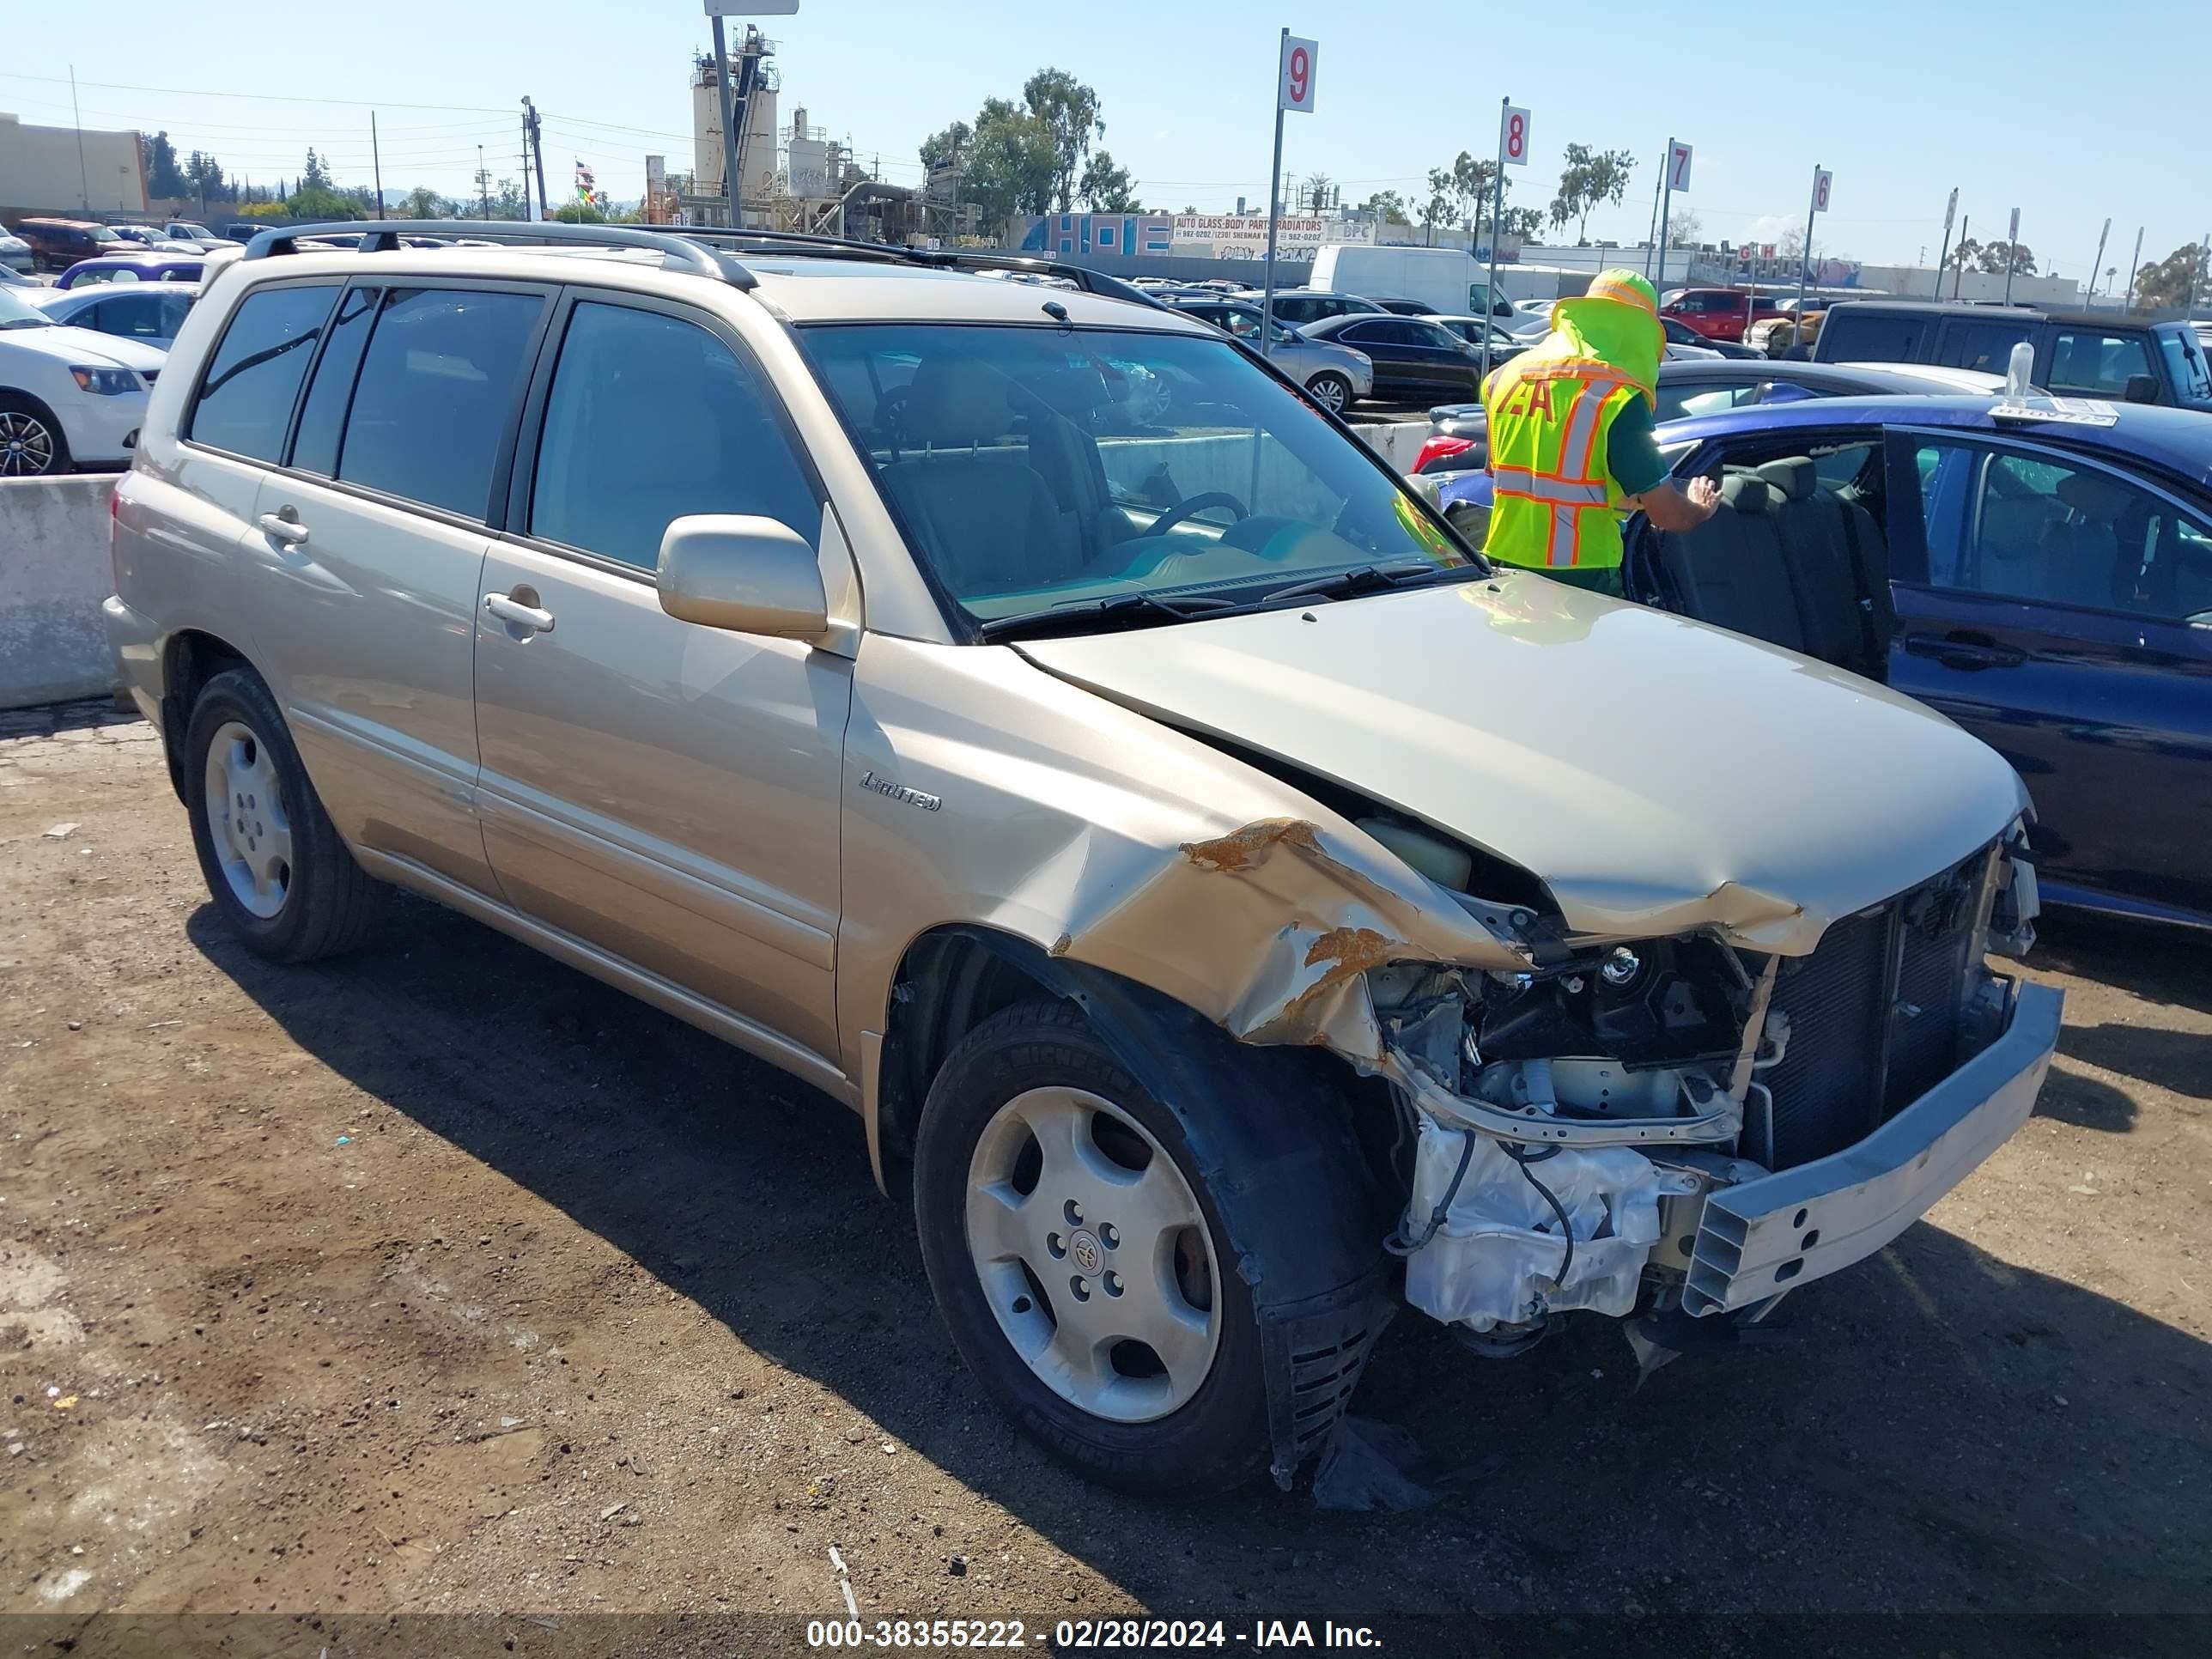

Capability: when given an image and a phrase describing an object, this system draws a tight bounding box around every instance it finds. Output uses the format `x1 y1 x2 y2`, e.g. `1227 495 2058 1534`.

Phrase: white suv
0 283 162 474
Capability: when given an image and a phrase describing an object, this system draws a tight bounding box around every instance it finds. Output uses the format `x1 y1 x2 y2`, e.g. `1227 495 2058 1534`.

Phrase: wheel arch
877 921 1400 1487
0 386 70 472
158 629 255 805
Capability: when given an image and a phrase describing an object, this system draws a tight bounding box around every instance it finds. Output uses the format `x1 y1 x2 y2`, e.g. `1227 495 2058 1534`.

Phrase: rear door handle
256 511 309 547
1903 631 2025 671
483 591 556 635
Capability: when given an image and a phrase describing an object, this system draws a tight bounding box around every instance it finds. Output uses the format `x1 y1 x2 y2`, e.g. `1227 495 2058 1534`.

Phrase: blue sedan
1447 394 2212 930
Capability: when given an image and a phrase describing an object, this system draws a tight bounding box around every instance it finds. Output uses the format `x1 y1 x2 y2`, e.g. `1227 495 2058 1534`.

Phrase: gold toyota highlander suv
105 222 2061 1497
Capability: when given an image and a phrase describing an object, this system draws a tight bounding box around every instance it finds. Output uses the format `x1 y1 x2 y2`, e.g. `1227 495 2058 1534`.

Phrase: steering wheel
1139 491 1250 538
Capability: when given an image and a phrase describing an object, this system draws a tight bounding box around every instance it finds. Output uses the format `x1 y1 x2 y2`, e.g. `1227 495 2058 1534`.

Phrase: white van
1310 244 1534 331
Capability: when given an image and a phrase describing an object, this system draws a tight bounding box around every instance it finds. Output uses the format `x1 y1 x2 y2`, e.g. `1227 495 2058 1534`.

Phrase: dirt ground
2 700 2206 1652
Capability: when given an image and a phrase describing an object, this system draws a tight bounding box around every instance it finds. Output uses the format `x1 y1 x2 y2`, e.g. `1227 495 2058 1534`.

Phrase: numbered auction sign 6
1500 105 1531 166
1813 168 1833 213
1279 36 1319 113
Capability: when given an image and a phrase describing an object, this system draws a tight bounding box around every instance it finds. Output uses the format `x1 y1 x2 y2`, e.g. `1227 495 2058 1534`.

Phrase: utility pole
524 99 549 224
2123 225 2144 312
478 145 490 217
370 112 386 218
520 107 536 222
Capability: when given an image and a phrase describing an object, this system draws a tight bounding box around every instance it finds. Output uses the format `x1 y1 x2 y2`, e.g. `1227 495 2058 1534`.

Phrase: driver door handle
257 510 309 547
1903 629 2025 671
483 592 556 635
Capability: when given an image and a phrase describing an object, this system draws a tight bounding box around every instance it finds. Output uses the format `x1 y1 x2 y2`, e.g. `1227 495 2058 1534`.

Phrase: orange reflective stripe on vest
1480 363 1642 571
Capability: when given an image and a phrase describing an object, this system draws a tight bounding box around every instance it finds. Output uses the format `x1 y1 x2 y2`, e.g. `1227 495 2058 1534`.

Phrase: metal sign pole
2123 226 2144 312
1654 135 1674 297
1481 95 1508 390
2002 207 2021 307
2188 232 2210 320
1935 188 1956 301
1953 214 1968 300
711 15 743 227
1795 165 1820 321
2086 216 2110 307
1260 29 1288 361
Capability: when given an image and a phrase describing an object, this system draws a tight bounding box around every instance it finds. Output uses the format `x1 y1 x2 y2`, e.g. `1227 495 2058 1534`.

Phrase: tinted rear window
1817 309 1929 364
335 287 543 518
1936 319 2035 374
187 283 339 462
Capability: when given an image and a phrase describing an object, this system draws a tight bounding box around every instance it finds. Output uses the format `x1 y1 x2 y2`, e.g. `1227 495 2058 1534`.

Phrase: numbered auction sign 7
1669 142 1693 192
1279 36 1318 113
1500 105 1531 166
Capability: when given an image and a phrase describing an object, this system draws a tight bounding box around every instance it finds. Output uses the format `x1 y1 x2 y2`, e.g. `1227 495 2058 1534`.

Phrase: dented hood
1018 573 2027 955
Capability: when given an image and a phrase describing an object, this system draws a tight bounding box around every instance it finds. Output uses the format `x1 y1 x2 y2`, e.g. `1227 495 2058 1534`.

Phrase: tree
398 186 456 219
1946 236 1981 271
960 97 1058 238
1359 189 1407 224
286 183 372 221
1077 150 1138 212
1020 68 1103 213
301 148 332 191
554 201 606 223
2134 241 2209 311
919 120 972 172
1501 205 1544 240
487 177 529 221
182 150 231 210
1421 167 1455 246
1666 206 1704 249
1547 143 1636 242
1973 240 2036 275
1302 172 1335 213
141 132 189 202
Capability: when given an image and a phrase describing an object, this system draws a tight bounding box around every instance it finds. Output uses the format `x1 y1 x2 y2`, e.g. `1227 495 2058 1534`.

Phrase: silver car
1162 296 1374 411
106 222 2059 1498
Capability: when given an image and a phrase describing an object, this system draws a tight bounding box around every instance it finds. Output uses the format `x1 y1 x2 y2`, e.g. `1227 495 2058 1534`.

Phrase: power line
0 68 510 114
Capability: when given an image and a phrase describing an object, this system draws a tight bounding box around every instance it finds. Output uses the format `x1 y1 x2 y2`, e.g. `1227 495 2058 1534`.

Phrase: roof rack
659 228 1164 308
238 220 758 289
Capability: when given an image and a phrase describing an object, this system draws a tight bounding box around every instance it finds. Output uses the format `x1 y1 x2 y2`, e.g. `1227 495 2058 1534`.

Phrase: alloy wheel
964 1086 1221 1423
0 411 58 477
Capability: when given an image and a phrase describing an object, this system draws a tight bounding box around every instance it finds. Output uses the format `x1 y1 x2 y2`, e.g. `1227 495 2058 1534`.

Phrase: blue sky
8 0 2203 279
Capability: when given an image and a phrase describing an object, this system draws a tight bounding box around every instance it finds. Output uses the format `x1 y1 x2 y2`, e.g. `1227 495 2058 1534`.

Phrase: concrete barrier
1 474 118 711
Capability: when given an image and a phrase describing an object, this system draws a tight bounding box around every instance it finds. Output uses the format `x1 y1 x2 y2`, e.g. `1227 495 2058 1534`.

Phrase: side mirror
656 514 829 639
2123 373 2160 404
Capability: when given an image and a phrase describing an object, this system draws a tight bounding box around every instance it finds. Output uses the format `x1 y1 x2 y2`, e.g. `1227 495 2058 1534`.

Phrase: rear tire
1306 371 1354 413
183 668 381 961
0 395 69 477
913 999 1273 1498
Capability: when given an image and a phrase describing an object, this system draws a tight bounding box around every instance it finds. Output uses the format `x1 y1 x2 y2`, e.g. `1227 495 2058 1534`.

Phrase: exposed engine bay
1361 830 2039 1350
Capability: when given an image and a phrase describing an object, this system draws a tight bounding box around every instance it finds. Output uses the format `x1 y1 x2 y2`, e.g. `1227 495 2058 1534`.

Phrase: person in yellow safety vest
1481 269 1721 598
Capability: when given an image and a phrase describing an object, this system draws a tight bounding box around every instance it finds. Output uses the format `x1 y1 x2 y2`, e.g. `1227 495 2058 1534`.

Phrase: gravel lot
2 701 2205 1652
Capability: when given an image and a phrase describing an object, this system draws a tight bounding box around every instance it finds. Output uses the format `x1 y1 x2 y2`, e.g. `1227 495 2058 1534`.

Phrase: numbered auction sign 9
1279 36 1318 113
1500 105 1531 166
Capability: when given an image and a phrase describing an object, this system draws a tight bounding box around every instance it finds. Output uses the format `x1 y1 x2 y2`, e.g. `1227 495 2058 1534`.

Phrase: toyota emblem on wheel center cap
1068 1229 1103 1276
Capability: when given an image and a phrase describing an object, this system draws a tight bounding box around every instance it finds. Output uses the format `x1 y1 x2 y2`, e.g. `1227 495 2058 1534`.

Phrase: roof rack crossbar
238 219 757 289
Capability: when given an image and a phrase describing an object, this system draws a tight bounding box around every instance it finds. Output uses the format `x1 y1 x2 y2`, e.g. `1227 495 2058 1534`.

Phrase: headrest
906 357 1015 447
2055 471 2136 521
1721 472 1773 514
1756 458 1816 502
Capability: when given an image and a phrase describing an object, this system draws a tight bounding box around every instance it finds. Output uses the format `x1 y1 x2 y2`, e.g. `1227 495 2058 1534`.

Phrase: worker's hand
1684 475 1722 520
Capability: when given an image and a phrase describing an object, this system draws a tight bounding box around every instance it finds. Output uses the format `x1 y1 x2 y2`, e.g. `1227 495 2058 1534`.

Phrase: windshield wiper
1257 562 1468 608
977 590 1238 641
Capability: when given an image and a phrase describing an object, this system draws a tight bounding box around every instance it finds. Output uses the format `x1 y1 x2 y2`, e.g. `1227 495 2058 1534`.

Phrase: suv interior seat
1756 459 1879 673
1654 471 1807 653
878 358 1084 596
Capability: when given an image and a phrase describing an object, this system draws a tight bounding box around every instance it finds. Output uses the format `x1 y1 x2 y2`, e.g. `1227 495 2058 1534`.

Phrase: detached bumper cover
1684 980 2062 1316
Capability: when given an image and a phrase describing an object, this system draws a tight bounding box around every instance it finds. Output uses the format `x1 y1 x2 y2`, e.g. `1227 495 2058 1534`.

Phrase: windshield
0 289 52 330
89 226 119 244
175 223 216 239
803 322 1474 634
2156 327 2212 410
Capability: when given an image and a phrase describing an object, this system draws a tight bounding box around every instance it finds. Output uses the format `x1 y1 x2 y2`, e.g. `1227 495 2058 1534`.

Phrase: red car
1661 286 1784 343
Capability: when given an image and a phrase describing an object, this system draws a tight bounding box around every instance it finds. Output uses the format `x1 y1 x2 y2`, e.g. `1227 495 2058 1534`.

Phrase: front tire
0 395 68 477
183 668 381 961
1305 371 1354 413
914 1000 1271 1497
